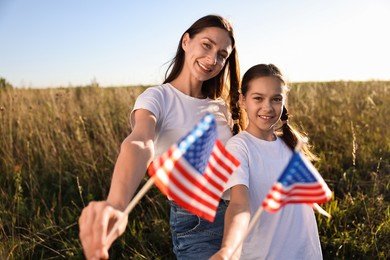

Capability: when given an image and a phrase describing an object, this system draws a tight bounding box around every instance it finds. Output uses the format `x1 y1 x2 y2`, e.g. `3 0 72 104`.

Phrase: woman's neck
170 77 204 98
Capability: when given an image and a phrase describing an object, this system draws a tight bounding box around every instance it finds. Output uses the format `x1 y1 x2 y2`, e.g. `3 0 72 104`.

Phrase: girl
212 64 322 259
78 15 243 260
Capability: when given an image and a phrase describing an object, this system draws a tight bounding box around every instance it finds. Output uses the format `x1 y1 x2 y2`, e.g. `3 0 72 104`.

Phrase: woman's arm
107 109 156 209
210 184 251 260
79 109 156 259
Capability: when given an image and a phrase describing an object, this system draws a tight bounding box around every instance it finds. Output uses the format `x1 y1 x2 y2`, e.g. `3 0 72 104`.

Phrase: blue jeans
169 200 228 260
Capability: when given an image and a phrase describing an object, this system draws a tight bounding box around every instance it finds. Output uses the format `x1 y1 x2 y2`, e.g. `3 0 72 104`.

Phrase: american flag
262 151 332 212
148 113 240 222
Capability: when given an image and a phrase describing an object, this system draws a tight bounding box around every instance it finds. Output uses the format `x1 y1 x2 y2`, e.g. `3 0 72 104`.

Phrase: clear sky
1 0 389 88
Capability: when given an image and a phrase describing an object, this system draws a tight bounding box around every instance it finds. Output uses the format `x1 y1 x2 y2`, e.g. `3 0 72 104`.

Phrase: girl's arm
79 109 156 259
210 184 251 260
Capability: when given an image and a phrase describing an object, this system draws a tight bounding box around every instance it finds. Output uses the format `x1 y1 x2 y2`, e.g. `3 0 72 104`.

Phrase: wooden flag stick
106 177 155 243
231 206 264 257
313 203 332 218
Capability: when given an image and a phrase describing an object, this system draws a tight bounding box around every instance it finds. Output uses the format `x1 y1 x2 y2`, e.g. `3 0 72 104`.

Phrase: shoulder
131 84 172 127
226 132 251 147
277 137 293 152
134 83 173 111
213 97 229 112
214 97 228 105
138 83 171 98
226 132 251 158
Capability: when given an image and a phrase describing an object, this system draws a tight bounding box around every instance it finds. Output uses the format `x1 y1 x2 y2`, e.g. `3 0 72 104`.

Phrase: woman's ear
181 33 190 51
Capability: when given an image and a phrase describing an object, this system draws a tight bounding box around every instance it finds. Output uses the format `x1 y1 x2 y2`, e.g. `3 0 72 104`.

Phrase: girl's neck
245 126 276 142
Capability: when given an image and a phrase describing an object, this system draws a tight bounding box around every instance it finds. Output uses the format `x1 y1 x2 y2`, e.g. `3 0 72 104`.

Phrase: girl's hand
79 201 127 260
209 248 238 260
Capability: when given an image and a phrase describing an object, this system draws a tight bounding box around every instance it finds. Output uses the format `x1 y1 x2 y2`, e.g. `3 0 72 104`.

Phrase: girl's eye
273 97 283 102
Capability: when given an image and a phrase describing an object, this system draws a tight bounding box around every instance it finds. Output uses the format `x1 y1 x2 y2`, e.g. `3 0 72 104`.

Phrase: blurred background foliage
0 81 389 259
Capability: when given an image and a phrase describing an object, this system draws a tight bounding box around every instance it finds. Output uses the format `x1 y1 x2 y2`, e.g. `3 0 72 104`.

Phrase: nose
212 54 218 65
206 52 218 66
262 100 273 112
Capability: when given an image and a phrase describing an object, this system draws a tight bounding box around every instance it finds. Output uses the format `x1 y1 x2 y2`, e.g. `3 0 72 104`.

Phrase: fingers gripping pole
106 177 156 243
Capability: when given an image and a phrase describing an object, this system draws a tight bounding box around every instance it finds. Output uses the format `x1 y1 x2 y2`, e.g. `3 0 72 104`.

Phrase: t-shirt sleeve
130 86 163 129
224 136 250 191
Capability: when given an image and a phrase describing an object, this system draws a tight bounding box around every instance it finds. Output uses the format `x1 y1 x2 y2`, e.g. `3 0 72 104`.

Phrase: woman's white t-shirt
225 131 323 260
130 83 233 159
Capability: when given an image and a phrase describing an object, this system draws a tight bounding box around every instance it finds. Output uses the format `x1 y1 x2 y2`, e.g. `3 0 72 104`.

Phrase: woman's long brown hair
163 14 242 135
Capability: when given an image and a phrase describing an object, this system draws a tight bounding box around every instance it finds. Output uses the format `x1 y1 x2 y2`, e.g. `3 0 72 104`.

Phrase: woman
78 14 242 259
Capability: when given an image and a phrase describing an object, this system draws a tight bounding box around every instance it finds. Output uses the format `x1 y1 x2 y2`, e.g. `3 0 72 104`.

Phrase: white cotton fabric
130 83 233 159
225 131 323 260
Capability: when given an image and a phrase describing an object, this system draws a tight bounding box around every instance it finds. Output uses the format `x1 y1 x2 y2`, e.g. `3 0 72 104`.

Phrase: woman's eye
203 43 211 49
218 53 227 60
217 54 227 63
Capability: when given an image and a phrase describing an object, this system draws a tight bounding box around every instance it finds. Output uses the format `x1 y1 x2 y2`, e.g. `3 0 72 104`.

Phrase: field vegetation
0 81 389 259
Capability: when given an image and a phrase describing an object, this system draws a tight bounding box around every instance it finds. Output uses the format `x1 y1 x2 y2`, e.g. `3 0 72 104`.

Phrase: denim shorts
169 200 229 260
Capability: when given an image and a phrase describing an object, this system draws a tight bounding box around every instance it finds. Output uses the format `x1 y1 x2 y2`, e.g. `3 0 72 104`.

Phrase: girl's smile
241 76 285 141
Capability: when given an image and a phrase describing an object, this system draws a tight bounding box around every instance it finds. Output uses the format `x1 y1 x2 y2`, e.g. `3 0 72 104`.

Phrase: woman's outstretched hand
79 201 127 260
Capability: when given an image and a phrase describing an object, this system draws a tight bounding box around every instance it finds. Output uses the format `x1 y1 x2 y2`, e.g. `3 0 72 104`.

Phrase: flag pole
312 202 331 218
106 177 155 244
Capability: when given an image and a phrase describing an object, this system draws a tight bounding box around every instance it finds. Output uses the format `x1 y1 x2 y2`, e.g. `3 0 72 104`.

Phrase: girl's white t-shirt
130 83 233 159
225 131 323 260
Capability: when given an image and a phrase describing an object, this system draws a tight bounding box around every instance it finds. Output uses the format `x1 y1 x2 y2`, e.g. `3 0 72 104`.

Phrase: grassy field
0 81 389 259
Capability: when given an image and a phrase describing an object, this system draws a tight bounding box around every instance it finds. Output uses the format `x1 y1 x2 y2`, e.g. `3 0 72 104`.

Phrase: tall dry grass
288 81 390 259
0 81 389 259
0 86 171 259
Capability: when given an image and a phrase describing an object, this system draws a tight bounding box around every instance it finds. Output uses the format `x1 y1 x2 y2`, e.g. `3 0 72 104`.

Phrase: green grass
0 81 389 259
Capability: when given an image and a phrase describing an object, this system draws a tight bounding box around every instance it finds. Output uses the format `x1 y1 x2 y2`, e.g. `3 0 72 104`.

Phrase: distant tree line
0 77 13 89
